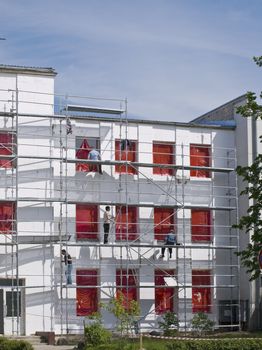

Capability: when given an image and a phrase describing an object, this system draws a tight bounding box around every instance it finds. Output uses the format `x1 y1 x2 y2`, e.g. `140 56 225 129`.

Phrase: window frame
116 268 138 308
76 269 98 316
115 205 138 241
76 204 98 241
0 201 16 234
190 144 211 178
191 209 212 242
153 141 175 176
155 269 176 314
192 269 212 313
115 139 137 174
75 136 100 173
154 207 175 241
0 132 16 169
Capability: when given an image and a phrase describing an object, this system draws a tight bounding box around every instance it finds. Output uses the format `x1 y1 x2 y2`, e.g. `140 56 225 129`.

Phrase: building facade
0 64 259 335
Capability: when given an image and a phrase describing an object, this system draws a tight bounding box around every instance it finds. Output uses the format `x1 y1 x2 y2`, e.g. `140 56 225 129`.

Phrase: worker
88 148 102 174
160 229 179 258
103 206 114 244
61 249 73 285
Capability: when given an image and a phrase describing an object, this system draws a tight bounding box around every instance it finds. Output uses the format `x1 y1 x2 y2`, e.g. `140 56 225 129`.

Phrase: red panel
190 144 211 178
76 139 91 172
0 202 15 234
191 210 211 242
76 205 98 240
154 208 174 241
0 133 14 169
115 140 137 174
155 270 175 314
192 270 211 313
76 269 98 316
116 269 138 308
153 143 174 175
115 206 138 241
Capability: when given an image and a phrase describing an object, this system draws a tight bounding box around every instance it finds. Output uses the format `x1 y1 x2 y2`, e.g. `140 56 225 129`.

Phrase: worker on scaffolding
88 147 102 174
103 206 114 244
160 229 179 259
61 249 73 285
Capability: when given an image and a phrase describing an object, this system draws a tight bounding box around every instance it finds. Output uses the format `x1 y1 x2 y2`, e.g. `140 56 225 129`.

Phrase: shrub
191 312 214 336
166 338 262 350
0 338 33 350
158 311 178 336
84 313 111 347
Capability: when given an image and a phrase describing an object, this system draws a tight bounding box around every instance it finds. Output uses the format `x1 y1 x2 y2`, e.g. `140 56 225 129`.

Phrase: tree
234 56 262 280
102 292 140 336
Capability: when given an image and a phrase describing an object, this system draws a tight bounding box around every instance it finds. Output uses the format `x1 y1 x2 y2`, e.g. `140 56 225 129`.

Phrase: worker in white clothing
103 206 114 244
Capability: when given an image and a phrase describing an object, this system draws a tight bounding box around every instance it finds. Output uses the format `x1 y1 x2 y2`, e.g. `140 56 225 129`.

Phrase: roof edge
0 64 57 76
191 94 246 123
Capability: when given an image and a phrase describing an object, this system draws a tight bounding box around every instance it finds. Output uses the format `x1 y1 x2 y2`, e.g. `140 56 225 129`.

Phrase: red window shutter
116 269 138 308
154 208 174 241
190 145 211 178
0 202 15 234
192 270 211 313
76 205 98 240
155 269 175 314
76 269 98 316
191 210 211 242
115 206 137 241
0 133 14 169
76 139 91 172
115 140 137 174
153 143 174 175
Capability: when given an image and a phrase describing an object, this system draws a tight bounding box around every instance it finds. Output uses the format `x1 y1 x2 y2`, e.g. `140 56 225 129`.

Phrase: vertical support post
15 84 19 335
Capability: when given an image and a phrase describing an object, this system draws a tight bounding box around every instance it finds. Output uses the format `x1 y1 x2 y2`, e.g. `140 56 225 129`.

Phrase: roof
0 64 57 76
64 112 236 130
190 95 246 126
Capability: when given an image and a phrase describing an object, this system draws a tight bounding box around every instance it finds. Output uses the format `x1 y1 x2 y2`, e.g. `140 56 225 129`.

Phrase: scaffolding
0 87 241 336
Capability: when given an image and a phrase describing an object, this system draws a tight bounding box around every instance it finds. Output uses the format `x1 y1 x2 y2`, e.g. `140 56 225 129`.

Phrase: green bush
84 321 111 347
166 338 262 350
191 313 214 336
0 338 33 350
158 311 178 336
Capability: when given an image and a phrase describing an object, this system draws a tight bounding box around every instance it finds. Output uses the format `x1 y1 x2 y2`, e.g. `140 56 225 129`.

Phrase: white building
0 64 260 336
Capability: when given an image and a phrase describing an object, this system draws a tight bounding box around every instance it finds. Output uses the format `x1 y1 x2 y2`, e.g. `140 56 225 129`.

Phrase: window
6 291 21 317
155 269 175 314
115 206 138 241
190 144 211 178
76 269 98 316
0 132 15 169
153 142 175 175
191 210 211 242
76 137 101 173
116 269 138 308
76 204 98 240
154 208 175 241
0 202 15 234
115 139 137 174
192 270 211 313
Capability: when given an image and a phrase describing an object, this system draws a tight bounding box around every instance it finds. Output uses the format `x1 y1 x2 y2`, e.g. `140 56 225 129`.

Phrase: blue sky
0 0 261 121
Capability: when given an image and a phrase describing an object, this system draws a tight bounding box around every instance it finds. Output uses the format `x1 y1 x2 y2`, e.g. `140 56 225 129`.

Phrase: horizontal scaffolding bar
63 242 237 250
0 155 235 173
11 284 238 289
1 197 235 210
0 240 237 249
66 104 125 115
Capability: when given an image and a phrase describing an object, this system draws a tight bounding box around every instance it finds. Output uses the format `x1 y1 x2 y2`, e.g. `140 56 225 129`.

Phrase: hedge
166 338 262 350
0 337 33 350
